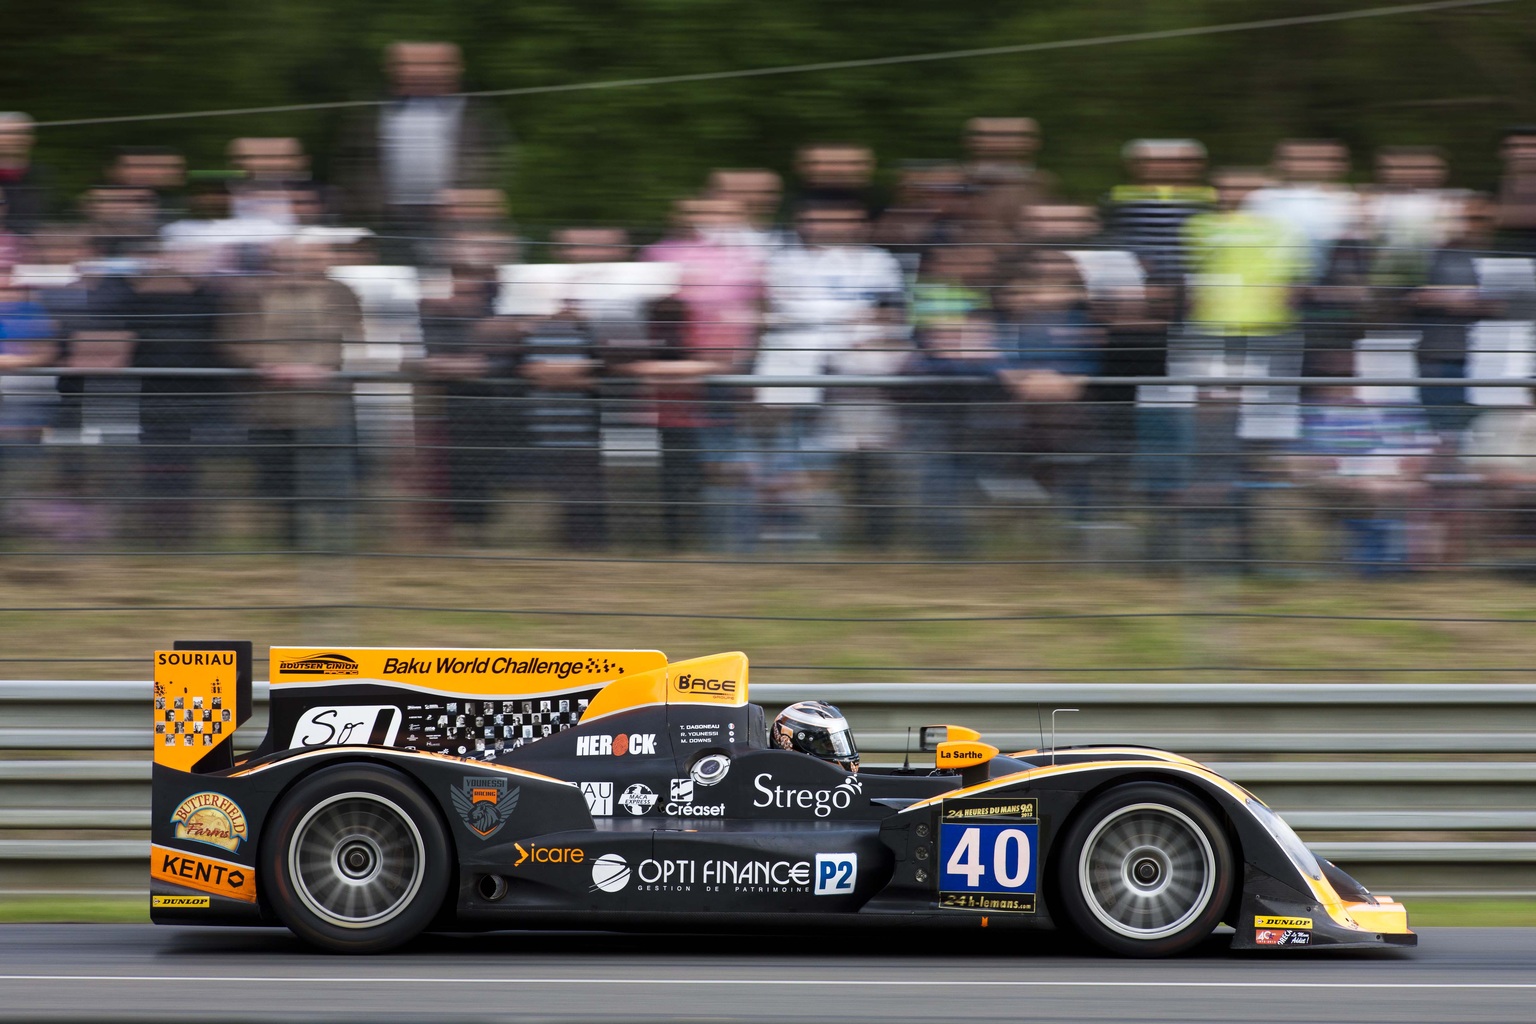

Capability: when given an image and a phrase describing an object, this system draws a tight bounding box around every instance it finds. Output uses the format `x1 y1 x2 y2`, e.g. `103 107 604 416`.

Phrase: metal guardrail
3 680 1535 894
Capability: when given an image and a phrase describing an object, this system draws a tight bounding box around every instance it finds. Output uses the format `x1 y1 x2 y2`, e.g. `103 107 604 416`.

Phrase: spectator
1244 139 1358 285
337 41 509 249
756 198 905 545
640 198 764 547
1104 139 1214 278
226 137 310 227
1292 364 1436 573
1412 193 1503 431
910 242 994 328
115 247 231 546
1183 168 1304 354
1366 145 1458 293
793 143 877 213
83 185 160 259
0 270 58 522
0 113 48 233
708 168 789 256
507 298 609 550
416 262 514 543
901 314 1014 553
874 160 971 269
964 116 1052 232
1495 125 1536 254
110 147 187 224
223 239 362 549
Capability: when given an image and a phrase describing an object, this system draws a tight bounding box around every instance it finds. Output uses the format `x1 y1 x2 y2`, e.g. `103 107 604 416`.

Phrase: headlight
1246 797 1322 881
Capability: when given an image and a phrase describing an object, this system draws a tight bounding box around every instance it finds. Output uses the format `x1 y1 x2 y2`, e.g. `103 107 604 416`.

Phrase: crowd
2 41 1536 567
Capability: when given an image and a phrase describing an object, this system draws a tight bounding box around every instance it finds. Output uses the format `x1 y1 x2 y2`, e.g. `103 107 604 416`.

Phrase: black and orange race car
149 641 1414 956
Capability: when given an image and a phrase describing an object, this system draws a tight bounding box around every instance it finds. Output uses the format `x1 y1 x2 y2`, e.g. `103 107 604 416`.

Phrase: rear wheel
262 764 450 953
1053 783 1233 957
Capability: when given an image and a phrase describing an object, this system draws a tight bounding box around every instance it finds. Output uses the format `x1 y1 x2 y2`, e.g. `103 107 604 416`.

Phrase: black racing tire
1052 782 1234 958
261 764 451 953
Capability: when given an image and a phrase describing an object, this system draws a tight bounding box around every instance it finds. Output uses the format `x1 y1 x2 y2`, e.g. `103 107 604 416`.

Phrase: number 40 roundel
938 823 1039 894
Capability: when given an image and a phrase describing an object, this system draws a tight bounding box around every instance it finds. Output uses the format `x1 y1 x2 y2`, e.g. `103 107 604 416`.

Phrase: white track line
0 976 1532 989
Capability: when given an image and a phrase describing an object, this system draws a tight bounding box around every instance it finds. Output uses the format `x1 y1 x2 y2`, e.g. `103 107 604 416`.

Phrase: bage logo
670 778 694 802
576 733 657 757
619 783 658 815
170 792 249 852
591 853 631 892
449 777 520 839
581 781 614 816
277 653 359 677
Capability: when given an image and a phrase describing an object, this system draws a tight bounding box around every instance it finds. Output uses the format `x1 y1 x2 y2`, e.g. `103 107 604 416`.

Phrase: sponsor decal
449 777 520 839
276 653 359 677
591 853 631 893
677 723 723 747
618 783 658 815
150 845 256 902
1255 928 1312 946
381 654 619 680
814 853 857 896
1254 916 1313 930
290 705 402 748
941 799 1037 822
575 733 658 757
513 842 584 866
170 792 249 853
673 673 737 695
156 652 235 667
663 777 723 817
937 801 1040 914
581 781 614 816
670 672 741 704
605 857 821 893
152 895 211 908
751 773 862 818
938 893 1035 913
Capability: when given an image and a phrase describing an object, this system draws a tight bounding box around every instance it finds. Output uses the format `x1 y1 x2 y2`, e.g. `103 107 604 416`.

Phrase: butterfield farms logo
449 776 520 839
170 792 249 852
277 653 359 677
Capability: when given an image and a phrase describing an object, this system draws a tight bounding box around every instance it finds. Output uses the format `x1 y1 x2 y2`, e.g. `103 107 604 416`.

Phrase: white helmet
771 701 858 773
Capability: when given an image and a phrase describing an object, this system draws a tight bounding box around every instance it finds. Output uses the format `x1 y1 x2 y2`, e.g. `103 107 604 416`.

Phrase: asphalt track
0 924 1532 1023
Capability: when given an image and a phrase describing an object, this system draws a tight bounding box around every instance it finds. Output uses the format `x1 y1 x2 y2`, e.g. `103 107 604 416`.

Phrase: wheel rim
1077 801 1217 941
288 791 426 930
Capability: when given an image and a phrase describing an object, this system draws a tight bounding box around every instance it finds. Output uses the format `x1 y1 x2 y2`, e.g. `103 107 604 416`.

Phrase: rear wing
154 643 749 773
153 641 254 775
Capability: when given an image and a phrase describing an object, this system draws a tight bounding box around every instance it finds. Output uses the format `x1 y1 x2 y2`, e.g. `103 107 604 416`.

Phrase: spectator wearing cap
1104 139 1215 279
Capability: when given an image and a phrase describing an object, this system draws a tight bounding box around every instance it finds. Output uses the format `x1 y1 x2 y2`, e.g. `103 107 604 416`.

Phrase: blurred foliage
4 0 1536 229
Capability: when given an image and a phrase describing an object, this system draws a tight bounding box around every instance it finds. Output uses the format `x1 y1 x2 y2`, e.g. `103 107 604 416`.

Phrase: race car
149 641 1414 956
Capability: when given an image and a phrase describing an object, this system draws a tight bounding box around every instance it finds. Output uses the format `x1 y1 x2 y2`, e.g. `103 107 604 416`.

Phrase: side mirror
919 724 980 753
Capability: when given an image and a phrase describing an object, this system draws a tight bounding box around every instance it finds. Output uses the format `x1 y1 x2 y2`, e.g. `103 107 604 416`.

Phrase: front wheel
261 764 451 953
1053 783 1234 957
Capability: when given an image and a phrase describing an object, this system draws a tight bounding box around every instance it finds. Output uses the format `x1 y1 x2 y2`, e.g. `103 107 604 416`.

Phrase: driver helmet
771 701 858 773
